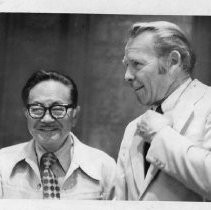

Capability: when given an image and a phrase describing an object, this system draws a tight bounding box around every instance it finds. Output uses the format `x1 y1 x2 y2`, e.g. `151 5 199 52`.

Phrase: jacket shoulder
74 139 116 181
0 142 28 157
78 140 115 165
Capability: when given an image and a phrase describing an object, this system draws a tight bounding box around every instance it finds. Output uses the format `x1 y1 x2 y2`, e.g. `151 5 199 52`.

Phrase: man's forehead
29 80 71 101
125 32 155 51
124 44 151 59
124 41 145 57
124 37 157 60
125 46 144 54
32 80 69 90
124 48 140 62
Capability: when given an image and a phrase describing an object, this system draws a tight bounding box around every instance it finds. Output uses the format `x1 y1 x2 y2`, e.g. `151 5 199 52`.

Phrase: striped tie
40 152 60 199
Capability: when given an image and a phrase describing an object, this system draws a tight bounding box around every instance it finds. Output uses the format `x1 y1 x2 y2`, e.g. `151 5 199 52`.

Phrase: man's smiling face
123 31 173 106
25 80 76 152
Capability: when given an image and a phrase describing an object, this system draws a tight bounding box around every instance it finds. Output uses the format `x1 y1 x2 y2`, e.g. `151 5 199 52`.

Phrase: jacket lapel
129 129 145 197
172 79 207 133
139 107 195 197
129 79 208 199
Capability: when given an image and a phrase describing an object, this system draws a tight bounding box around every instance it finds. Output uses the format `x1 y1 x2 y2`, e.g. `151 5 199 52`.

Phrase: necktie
144 105 163 177
40 152 60 199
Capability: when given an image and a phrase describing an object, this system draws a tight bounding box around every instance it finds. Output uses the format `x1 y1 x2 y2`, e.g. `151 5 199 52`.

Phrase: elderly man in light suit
116 21 211 201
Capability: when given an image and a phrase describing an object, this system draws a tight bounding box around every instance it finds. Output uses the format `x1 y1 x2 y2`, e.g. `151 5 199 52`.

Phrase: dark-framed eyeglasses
27 103 74 119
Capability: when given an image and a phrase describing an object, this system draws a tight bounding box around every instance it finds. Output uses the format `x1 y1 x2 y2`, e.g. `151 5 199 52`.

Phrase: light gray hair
128 21 196 74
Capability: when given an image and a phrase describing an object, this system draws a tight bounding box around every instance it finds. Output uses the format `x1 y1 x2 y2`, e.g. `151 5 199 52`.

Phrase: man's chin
135 94 148 105
36 131 60 142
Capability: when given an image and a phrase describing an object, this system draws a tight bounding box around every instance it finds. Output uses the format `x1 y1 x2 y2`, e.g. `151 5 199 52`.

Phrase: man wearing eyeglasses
116 21 211 201
0 70 116 199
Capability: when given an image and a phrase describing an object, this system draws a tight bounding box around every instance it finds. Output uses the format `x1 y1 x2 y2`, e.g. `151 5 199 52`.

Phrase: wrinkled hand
137 110 173 143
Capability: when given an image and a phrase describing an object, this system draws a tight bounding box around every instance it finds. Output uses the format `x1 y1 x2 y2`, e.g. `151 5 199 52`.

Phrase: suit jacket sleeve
116 130 128 200
116 120 138 200
147 118 211 200
0 174 2 198
100 154 117 200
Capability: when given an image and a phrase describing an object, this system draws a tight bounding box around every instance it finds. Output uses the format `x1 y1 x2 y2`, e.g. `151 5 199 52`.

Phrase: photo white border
0 0 211 209
0 0 210 15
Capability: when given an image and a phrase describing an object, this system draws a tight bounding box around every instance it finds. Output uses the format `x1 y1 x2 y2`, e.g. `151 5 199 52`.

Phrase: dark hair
21 70 78 108
128 21 196 74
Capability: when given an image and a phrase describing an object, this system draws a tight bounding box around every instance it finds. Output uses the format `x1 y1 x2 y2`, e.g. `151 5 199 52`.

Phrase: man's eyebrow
50 101 68 105
28 101 42 105
122 58 129 66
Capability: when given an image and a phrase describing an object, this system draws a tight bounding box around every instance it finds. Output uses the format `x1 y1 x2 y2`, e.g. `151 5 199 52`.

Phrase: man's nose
124 67 135 82
41 110 55 122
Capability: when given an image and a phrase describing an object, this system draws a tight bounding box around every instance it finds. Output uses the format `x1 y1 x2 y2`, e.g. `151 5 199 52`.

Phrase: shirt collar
9 133 101 181
158 78 192 113
68 132 101 181
6 140 38 178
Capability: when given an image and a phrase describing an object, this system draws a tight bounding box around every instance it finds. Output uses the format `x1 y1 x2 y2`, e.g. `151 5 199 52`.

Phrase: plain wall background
0 14 209 160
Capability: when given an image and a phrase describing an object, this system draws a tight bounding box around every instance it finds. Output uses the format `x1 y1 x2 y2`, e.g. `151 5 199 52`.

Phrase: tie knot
41 152 57 169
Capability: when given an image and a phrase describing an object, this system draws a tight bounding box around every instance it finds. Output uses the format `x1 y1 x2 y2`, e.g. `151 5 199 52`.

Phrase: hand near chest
137 110 173 143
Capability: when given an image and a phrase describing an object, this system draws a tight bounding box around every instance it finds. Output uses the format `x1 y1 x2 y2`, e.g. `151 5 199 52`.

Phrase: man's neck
35 136 69 154
165 73 190 100
153 74 191 107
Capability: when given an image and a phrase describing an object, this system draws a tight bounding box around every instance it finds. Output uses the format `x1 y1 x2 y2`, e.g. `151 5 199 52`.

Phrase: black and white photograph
0 0 211 209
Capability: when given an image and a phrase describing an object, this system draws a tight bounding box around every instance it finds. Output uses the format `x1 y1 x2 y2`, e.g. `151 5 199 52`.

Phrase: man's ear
71 106 80 127
167 50 182 72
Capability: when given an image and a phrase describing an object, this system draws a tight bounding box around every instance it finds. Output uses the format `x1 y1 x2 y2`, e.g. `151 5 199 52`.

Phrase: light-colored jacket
116 79 211 201
0 132 116 199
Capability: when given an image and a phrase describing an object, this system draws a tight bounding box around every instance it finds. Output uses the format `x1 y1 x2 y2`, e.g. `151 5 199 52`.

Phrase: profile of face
24 80 80 152
123 31 174 106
